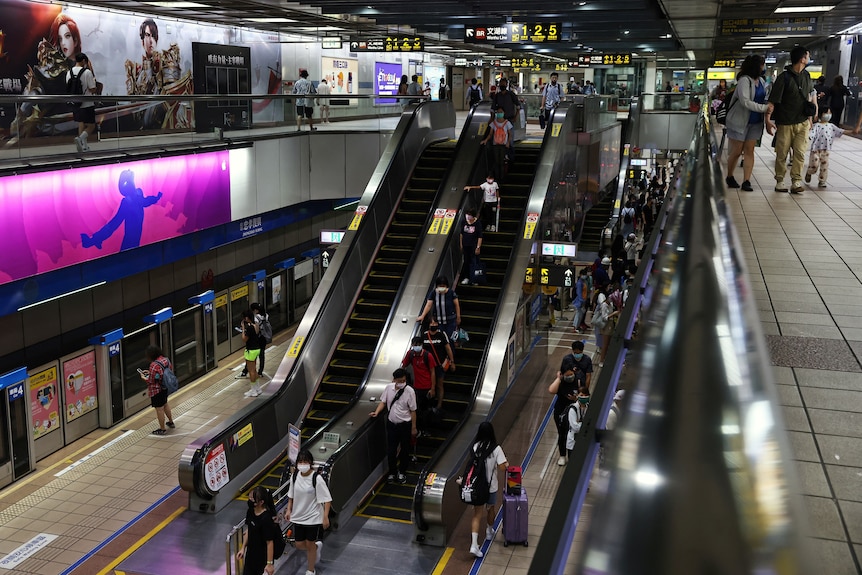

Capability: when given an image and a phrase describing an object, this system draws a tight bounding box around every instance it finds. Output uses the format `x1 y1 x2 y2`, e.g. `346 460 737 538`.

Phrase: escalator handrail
412 103 572 530
180 102 455 499
601 96 639 249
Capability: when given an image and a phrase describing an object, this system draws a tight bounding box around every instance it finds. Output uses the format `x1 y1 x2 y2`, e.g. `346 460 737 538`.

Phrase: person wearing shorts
285 449 332 575
241 309 263 397
140 345 175 435
67 52 98 152
293 69 316 131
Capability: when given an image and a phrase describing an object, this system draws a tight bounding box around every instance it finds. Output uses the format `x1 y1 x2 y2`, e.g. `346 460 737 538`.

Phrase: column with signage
91 329 125 431
0 367 34 488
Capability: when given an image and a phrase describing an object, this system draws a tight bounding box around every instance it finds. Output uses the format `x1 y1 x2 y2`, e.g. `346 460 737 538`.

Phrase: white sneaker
315 540 322 564
250 387 261 397
243 390 254 398
74 136 83 152
305 571 315 575
485 526 494 541
557 456 566 466
470 544 484 558
461 278 470 285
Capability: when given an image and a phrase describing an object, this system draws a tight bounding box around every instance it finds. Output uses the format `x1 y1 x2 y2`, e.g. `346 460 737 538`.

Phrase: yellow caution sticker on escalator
287 336 304 357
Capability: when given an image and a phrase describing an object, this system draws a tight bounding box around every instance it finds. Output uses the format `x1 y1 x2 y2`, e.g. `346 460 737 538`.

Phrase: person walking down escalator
458 209 483 286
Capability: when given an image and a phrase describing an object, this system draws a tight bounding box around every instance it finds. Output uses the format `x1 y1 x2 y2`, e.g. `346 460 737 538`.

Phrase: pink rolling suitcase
502 488 528 547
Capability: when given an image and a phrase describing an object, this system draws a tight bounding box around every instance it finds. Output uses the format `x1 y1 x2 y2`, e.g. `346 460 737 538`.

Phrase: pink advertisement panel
62 350 97 423
30 366 60 439
0 150 231 285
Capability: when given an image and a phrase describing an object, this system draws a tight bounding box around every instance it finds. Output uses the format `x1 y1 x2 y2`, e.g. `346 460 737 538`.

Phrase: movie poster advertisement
0 150 232 285
62 350 97 423
0 0 281 143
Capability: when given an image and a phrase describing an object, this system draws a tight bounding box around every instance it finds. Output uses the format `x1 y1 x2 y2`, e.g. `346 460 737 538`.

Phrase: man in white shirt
316 78 331 123
292 69 316 131
67 52 97 152
370 369 417 484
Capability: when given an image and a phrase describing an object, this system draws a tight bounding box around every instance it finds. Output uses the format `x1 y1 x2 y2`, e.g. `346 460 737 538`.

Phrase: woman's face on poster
58 24 77 59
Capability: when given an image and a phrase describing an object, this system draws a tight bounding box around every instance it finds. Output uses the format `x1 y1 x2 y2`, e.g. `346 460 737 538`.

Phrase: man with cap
624 233 640 272
606 389 625 431
593 256 611 292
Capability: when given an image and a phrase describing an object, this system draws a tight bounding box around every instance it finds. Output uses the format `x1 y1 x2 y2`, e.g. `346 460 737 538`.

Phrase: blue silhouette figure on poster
81 169 162 250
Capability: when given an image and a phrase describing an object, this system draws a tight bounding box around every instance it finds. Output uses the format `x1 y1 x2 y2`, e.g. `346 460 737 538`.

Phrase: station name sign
720 17 816 36
349 36 424 52
465 22 562 44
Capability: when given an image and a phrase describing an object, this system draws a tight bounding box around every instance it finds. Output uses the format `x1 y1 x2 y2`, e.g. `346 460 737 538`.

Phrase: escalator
357 142 543 523
577 192 615 253
241 141 458 496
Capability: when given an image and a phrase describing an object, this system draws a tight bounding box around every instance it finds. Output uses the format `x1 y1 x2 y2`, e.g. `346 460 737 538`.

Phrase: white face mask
436 287 448 294
822 114 832 122
297 463 311 473
412 345 423 353
395 381 406 390
486 179 494 184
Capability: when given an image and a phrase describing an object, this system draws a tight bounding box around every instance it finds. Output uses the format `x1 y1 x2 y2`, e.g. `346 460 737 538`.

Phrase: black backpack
67 68 85 107
459 445 491 506
623 209 633 224
715 87 736 125
469 86 481 106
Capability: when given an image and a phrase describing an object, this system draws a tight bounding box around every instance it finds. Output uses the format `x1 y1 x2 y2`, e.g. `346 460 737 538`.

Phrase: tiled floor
723 127 862 574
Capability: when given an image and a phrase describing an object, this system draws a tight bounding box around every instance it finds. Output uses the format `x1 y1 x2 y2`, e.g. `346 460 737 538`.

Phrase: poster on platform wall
374 61 402 105
0 0 281 142
29 365 60 439
0 150 232 286
424 65 446 100
321 56 358 105
62 350 97 423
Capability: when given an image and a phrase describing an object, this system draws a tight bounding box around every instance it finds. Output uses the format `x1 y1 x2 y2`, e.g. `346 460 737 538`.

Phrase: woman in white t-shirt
464 174 501 232
284 449 332 575
468 421 508 558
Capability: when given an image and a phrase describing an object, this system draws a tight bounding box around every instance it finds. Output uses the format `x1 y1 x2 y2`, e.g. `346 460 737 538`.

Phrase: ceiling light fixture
686 50 696 60
623 30 630 35
245 17 297 23
774 5 834 13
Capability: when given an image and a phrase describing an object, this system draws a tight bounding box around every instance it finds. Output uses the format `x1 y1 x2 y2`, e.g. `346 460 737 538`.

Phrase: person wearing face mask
805 108 853 189
237 486 279 575
548 358 585 466
370 369 417 484
724 54 774 192
561 340 593 390
284 450 332 575
766 46 817 194
540 72 562 129
464 173 500 232
417 276 461 342
459 209 484 285
481 105 514 183
401 336 438 430
423 320 456 413
566 387 591 453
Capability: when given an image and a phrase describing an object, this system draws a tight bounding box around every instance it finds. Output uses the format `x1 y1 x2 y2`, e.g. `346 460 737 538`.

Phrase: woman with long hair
725 55 773 192
466 421 508 558
237 485 279 575
828 75 852 127
397 74 409 109
50 14 82 63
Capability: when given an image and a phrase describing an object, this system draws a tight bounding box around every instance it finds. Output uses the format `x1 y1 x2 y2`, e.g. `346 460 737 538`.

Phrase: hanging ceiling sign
720 17 817 36
602 53 632 66
466 22 562 44
577 54 605 67
322 37 342 49
349 36 424 52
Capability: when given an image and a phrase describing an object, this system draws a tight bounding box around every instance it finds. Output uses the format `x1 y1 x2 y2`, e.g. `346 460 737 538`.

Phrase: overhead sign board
712 59 736 68
602 53 632 66
577 54 605 67
541 243 577 258
720 17 817 36
349 36 424 52
322 37 342 49
320 229 345 244
465 22 562 44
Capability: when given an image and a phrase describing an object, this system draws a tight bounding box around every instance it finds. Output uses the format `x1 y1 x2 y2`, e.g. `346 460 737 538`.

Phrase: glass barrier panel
172 306 204 385
122 325 159 400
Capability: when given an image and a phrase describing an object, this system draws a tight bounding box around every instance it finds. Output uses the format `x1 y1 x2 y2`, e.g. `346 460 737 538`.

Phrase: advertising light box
0 150 231 285
375 61 402 104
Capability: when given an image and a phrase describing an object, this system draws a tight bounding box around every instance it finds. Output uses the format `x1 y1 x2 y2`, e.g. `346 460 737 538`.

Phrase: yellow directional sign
525 268 533 284
541 268 549 284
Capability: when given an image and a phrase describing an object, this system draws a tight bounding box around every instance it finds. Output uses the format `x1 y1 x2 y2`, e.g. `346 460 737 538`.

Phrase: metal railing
528 106 810 574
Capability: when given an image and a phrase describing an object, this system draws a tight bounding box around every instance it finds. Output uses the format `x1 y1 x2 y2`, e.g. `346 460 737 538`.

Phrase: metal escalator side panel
178 102 455 508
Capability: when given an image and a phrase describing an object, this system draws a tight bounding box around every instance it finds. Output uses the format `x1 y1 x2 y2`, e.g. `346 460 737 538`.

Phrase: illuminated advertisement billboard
0 150 231 285
374 61 402 105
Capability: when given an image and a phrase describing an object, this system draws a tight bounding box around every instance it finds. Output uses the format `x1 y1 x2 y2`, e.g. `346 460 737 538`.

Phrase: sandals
152 428 167 435
166 421 176 429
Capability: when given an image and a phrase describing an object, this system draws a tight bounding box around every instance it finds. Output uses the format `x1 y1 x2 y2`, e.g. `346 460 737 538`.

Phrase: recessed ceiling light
623 30 630 35
144 1 209 7
245 17 297 23
774 5 834 13
577 1 587 5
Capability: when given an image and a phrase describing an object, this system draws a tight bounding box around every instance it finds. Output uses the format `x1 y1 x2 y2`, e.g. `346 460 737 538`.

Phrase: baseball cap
628 233 636 240
601 257 611 265
614 390 626 401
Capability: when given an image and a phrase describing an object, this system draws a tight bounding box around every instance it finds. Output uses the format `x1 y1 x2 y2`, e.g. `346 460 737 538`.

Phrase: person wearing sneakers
766 46 817 194
241 309 263 397
724 54 773 192
464 174 500 232
466 421 508 558
370 369 417 485
67 52 98 152
548 358 584 466
458 209 483 285
141 345 175 435
284 449 332 575
805 108 852 189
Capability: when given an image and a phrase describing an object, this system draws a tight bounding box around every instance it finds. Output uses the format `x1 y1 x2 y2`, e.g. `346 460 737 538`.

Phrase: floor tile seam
790 368 862 572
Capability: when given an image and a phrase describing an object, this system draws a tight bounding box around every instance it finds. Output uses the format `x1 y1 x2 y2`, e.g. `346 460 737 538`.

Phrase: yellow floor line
96 506 186 575
354 512 412 524
431 547 455 575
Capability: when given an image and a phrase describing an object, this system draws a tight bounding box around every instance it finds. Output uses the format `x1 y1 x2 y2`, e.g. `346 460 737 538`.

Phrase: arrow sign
466 28 475 38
